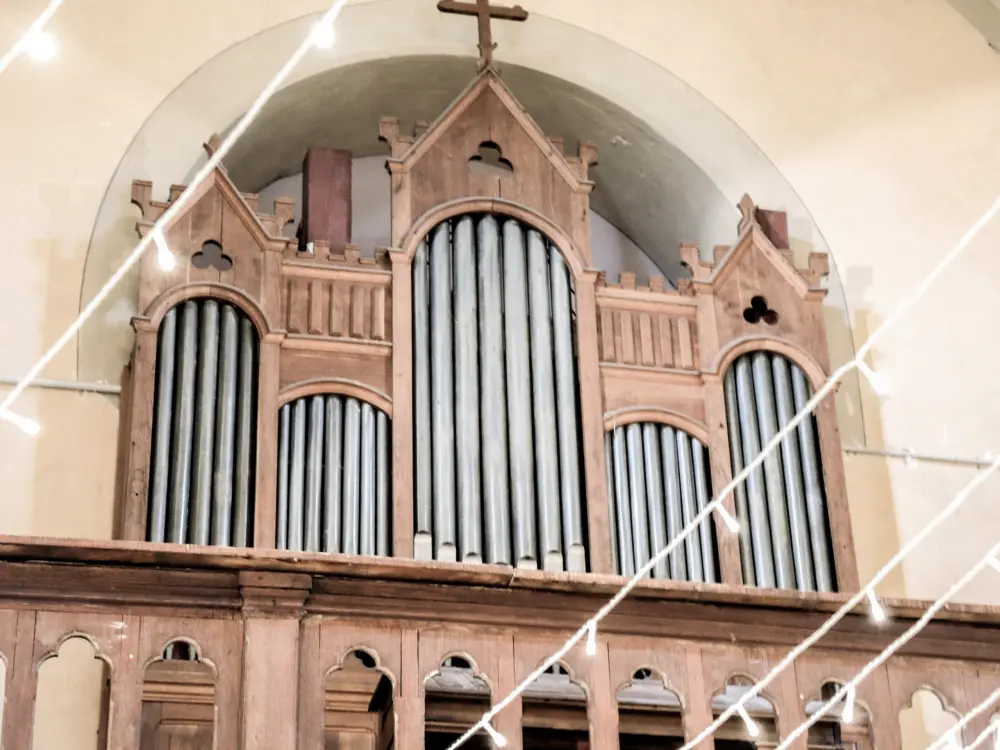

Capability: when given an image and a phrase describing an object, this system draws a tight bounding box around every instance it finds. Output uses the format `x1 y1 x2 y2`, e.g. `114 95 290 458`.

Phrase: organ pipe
412 214 588 573
147 298 257 548
430 223 457 563
454 217 483 563
276 395 392 556
413 239 433 560
723 369 757 585
478 216 512 566
725 351 837 592
605 422 718 582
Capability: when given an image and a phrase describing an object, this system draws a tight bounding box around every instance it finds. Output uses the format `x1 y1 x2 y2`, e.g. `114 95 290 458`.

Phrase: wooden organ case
3 7 1000 750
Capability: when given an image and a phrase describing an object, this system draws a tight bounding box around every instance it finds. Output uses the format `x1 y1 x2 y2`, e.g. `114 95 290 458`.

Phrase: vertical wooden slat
590 640 619 750
600 308 615 362
351 285 366 338
638 313 654 366
704 373 743 587
297 619 323 750
618 311 635 365
254 338 280 549
107 614 143 749
397 629 421 750
286 279 307 334
656 315 674 368
307 280 324 335
495 635 522 750
123 329 158 541
676 318 694 369
329 281 345 337
372 286 387 341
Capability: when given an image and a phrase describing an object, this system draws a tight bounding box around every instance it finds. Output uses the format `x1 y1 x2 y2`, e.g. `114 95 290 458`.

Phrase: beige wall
2 0 1000 744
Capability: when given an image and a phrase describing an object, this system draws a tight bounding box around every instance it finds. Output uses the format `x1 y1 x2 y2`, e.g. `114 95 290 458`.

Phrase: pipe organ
9 14 986 750
413 215 585 571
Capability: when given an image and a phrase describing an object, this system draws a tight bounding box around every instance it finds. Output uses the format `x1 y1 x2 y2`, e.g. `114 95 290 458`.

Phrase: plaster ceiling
222 55 736 281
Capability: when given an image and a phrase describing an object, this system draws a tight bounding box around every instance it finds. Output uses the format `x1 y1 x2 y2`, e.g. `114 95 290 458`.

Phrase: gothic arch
603 407 709 445
325 646 398 693
278 378 392 416
711 335 827 388
35 631 113 672
401 197 588 278
141 282 273 337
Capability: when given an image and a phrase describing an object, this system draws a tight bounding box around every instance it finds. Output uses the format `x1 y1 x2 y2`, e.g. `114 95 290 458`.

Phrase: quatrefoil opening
743 295 778 325
469 140 514 178
192 240 233 272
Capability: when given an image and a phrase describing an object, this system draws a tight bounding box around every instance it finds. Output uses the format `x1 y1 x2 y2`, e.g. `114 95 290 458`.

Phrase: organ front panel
1 7 995 750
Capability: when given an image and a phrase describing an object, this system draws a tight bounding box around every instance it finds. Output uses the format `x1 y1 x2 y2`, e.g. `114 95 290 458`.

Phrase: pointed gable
131 162 295 316
680 195 831 365
380 69 598 262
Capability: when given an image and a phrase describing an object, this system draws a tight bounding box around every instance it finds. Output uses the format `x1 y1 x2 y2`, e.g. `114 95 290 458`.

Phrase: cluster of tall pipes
276 395 391 555
725 351 835 591
147 299 258 546
412 215 587 572
605 424 718 581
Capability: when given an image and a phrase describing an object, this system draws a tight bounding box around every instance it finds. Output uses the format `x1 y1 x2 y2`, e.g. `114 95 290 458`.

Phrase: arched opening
147 297 259 547
32 636 110 750
898 688 960 749
616 667 684 749
277 395 391 554
804 681 873 749
521 662 589 750
605 423 719 580
711 675 777 748
139 639 217 749
323 649 395 750
723 351 836 592
412 214 587 572
424 656 493 750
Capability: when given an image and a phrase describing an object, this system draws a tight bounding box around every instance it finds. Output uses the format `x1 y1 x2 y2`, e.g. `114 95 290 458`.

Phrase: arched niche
521 661 589 750
711 674 778 748
324 648 396 750
898 688 961 749
276 393 391 555
722 348 837 593
423 655 494 750
604 420 718 581
804 680 873 750
615 667 684 749
32 635 110 750
144 296 260 547
140 638 217 750
411 212 588 573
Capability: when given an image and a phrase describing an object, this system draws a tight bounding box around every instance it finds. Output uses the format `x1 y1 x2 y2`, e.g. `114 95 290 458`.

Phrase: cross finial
437 0 529 72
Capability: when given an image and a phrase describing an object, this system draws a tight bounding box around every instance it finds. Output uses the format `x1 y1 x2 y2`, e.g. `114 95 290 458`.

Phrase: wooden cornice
1 536 1000 664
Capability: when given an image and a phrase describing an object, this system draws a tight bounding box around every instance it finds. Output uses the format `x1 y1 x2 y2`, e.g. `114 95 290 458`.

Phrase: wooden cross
437 0 529 72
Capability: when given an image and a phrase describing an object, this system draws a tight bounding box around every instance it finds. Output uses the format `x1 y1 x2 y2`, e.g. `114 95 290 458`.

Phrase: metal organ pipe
430 223 457 563
147 298 258 547
527 229 564 572
725 351 837 592
550 248 586 572
604 422 718 581
477 216 512 566
276 394 392 556
454 217 483 563
412 239 433 560
411 214 589 573
723 369 757 585
502 220 538 569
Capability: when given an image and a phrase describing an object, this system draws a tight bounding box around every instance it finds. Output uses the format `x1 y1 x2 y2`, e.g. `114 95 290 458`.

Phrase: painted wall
2 0 1000 744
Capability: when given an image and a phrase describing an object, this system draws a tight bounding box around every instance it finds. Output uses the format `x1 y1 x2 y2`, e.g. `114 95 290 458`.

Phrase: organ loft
1 4 999 750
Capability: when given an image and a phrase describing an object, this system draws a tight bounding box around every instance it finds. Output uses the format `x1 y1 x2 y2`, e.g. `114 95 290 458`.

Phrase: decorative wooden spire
437 0 528 72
